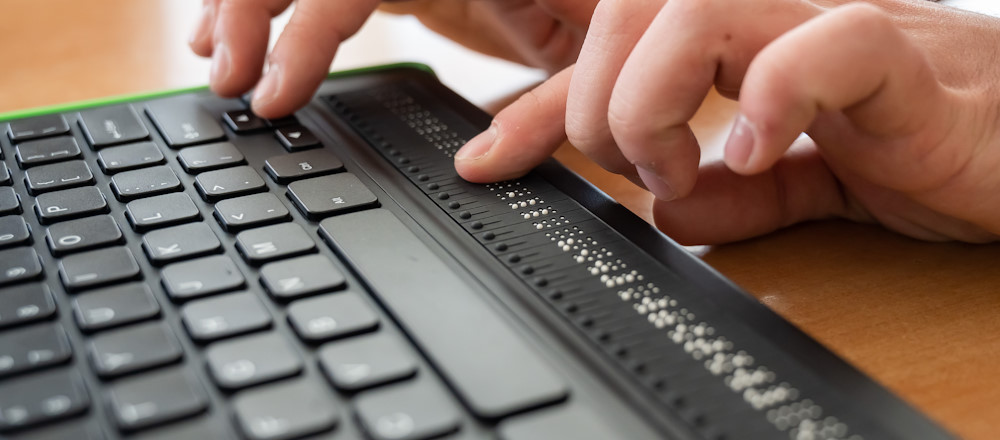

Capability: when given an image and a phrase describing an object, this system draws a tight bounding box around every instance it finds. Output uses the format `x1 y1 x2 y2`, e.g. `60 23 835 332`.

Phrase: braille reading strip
327 85 863 440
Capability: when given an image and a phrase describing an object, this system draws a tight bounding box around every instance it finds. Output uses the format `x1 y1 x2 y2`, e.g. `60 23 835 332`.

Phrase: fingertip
189 3 216 57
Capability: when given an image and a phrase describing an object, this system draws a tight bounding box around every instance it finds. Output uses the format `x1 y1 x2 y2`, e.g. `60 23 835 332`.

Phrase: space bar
319 209 568 419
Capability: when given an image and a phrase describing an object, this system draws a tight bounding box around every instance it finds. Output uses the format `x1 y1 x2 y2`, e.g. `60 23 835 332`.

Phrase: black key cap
223 110 266 133
260 254 346 300
7 114 70 142
214 193 290 232
233 378 340 440
73 283 160 331
146 99 227 148
107 367 208 431
318 332 418 391
0 247 43 286
34 186 108 224
355 380 462 440
266 115 299 128
498 405 624 440
24 160 94 195
131 417 233 440
0 324 72 378
287 292 378 343
88 322 183 378
79 105 150 148
275 126 319 152
141 223 221 265
264 150 344 183
195 165 267 202
0 163 9 185
59 247 141 291
111 165 182 201
178 141 245 173
15 136 82 168
0 369 89 433
0 215 31 249
45 214 123 255
125 192 201 231
162 255 245 301
205 332 302 390
235 223 315 265
97 141 165 173
287 174 378 220
320 209 568 419
0 284 56 329
0 187 20 215
181 292 271 342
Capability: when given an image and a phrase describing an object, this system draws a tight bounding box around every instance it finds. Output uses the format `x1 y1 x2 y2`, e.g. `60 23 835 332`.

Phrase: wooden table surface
2 1 997 438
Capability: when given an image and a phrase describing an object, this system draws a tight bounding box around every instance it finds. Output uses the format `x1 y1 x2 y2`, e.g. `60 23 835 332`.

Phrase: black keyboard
0 64 953 440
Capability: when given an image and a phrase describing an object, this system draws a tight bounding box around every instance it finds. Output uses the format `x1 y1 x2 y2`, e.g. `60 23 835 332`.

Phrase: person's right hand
188 0 598 119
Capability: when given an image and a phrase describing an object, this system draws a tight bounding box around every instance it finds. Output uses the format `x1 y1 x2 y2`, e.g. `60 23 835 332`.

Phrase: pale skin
190 0 1000 245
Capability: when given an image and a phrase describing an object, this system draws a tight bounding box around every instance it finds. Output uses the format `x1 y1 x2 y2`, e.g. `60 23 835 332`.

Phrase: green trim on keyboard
0 62 436 122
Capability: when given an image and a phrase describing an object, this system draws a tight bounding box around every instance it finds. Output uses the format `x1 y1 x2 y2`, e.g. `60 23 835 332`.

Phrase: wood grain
3 1 997 438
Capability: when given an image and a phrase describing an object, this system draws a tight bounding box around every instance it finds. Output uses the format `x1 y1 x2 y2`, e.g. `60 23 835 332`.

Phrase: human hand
188 0 598 119
454 0 1000 245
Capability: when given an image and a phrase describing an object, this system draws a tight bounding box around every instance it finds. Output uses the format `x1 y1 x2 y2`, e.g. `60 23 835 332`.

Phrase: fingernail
636 167 677 202
455 124 498 161
252 64 281 108
724 114 756 170
210 43 231 84
189 4 213 46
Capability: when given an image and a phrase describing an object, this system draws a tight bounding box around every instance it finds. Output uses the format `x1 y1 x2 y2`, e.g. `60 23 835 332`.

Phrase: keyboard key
145 99 226 148
181 292 271 342
266 115 299 128
498 404 623 440
195 165 267 202
318 332 418 391
0 215 32 249
321 209 568 419
125 192 201 231
45 214 123 255
107 367 208 431
0 323 72 378
7 114 70 142
287 292 378 343
141 223 221 265
97 141 165 173
59 247 141 291
205 332 302 390
233 378 340 440
275 126 320 152
354 379 462 440
130 417 232 440
177 141 245 173
0 187 20 215
162 255 245 301
0 369 90 433
286 173 378 220
3 419 104 440
260 254 346 300
73 283 160 332
223 110 267 133
213 193 290 232
24 160 94 195
0 284 56 329
15 136 82 168
0 247 43 287
0 163 9 185
110 165 182 201
79 105 150 148
235 223 315 265
264 150 344 183
34 186 108 224
88 322 183 378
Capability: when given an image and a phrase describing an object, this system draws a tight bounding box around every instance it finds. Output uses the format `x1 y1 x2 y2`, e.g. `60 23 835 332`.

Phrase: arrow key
72 283 160 332
87 321 182 378
223 110 267 133
195 165 267 202
214 193 290 232
275 126 320 152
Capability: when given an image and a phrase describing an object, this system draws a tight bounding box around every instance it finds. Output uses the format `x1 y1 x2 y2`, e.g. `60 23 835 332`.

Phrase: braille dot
482 232 495 240
470 221 484 230
397 157 410 165
417 174 429 182
448 201 460 209
379 141 392 149
459 211 472 220
494 243 508 252
520 265 534 275
407 166 420 173
427 183 439 190
564 303 579 314
533 277 548 287
437 192 450 200
388 149 400 156
507 254 521 263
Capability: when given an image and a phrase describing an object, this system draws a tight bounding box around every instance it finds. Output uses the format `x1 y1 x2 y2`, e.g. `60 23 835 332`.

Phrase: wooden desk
3 1 997 438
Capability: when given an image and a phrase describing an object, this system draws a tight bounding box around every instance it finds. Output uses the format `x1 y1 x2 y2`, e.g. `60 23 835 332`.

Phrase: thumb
455 66 573 183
